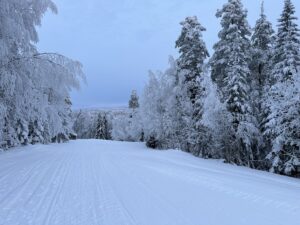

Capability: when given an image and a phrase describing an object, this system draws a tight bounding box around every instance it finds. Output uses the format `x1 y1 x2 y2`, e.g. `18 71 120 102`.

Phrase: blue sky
37 0 300 109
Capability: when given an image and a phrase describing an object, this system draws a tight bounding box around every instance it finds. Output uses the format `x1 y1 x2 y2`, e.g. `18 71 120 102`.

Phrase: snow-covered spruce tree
250 1 275 166
129 90 140 109
175 16 210 155
251 1 275 91
95 114 104 140
210 0 262 167
95 113 110 140
0 0 84 149
175 16 209 104
264 0 300 176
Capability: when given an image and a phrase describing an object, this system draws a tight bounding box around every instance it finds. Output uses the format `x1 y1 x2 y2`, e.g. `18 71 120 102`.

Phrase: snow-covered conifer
129 90 140 109
95 113 110 140
210 0 262 166
251 1 274 88
175 16 209 104
251 0 275 110
175 16 210 154
264 0 300 175
249 1 275 163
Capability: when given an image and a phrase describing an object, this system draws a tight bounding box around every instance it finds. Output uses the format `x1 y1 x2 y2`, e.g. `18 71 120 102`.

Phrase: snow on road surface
0 140 299 225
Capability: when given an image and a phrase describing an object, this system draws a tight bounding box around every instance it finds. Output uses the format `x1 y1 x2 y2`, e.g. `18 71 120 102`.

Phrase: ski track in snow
0 140 299 225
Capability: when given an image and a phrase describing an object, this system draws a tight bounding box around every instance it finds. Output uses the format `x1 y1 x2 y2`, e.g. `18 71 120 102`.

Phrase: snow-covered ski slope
0 140 299 225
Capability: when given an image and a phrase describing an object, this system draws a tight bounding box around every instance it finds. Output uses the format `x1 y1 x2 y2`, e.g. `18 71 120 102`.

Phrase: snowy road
0 140 299 225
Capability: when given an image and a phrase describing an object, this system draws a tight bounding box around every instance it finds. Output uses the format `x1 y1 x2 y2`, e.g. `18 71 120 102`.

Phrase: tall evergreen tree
175 16 210 154
129 90 139 109
271 0 300 80
95 113 110 140
250 1 275 164
264 0 300 175
210 0 261 166
251 0 274 106
175 16 209 105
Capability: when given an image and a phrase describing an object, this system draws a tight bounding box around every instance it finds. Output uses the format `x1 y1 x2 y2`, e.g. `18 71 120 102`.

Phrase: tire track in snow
102 153 196 225
0 149 72 225
125 151 300 188
140 163 300 214
40 150 74 225
113 151 300 216
95 148 139 225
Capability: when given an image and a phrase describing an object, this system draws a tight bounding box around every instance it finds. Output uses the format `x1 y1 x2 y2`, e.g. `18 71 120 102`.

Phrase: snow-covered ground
0 140 299 225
